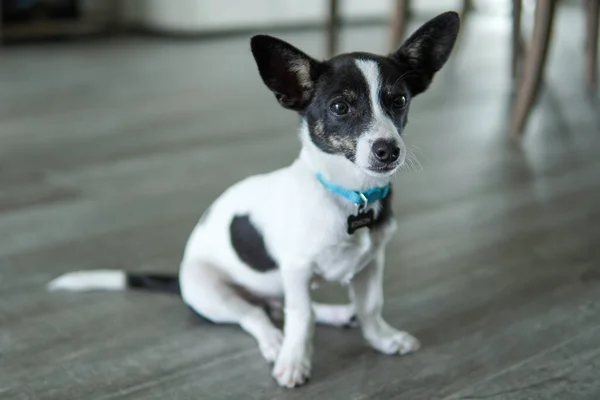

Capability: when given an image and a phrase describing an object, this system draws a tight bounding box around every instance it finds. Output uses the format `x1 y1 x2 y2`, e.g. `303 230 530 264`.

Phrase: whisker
401 149 423 172
408 144 423 155
410 155 423 171
408 143 429 165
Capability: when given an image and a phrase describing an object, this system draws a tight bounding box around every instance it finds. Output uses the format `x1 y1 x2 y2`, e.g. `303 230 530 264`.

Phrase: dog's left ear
251 35 323 112
390 11 460 96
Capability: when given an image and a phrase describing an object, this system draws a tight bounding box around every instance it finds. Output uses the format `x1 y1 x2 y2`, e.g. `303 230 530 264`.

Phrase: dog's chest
313 221 394 283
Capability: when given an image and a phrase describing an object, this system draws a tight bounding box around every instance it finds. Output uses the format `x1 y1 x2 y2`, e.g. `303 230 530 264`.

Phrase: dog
48 12 460 388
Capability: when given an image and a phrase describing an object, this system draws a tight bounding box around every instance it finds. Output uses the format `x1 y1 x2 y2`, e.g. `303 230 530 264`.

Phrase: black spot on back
230 215 278 272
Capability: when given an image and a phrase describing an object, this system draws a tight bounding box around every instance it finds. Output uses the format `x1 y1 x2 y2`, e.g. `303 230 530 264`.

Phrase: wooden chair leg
509 0 556 139
460 0 475 19
389 0 410 51
388 0 468 51
585 0 599 92
326 0 340 58
512 0 523 79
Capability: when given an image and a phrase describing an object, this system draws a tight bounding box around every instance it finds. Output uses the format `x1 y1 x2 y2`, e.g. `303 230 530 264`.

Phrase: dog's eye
392 95 408 109
330 101 349 116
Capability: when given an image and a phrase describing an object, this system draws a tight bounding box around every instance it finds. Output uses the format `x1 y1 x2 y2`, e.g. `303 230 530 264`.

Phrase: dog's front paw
367 329 420 355
272 349 311 388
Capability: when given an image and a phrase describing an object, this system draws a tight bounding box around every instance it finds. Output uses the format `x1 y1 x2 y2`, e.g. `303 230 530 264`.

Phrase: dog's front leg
272 266 314 388
350 250 420 355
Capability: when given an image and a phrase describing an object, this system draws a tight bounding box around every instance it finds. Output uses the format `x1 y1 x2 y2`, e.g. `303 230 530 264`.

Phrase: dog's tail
47 270 180 295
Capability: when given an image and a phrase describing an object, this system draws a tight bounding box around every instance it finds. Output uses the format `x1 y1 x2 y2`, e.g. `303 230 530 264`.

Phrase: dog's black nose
372 139 400 163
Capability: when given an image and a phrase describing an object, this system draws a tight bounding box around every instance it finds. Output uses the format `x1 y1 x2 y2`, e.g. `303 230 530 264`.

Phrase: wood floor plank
444 326 600 400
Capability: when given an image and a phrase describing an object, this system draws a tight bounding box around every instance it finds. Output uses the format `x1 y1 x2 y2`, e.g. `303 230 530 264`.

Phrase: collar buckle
356 192 368 214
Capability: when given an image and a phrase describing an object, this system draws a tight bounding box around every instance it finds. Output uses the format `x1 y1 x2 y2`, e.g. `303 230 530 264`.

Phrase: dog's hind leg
266 300 357 328
180 261 283 363
313 302 357 328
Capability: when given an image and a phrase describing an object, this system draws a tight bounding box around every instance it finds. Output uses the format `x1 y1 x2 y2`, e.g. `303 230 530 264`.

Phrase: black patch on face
305 58 372 161
373 56 412 132
305 54 412 162
230 215 278 272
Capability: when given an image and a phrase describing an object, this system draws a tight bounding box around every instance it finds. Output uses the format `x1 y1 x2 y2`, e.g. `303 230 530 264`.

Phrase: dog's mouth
366 161 401 176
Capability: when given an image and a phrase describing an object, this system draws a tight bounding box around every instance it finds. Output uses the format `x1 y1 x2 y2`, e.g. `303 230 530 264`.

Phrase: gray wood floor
1 6 600 400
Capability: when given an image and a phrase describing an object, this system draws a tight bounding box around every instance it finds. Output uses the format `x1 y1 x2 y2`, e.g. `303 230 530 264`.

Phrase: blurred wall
120 0 386 33
118 0 463 34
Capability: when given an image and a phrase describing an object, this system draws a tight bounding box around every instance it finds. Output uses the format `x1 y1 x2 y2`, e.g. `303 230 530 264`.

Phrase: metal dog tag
347 208 374 234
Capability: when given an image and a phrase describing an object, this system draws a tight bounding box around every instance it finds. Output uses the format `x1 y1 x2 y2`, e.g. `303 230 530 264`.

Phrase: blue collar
316 173 391 209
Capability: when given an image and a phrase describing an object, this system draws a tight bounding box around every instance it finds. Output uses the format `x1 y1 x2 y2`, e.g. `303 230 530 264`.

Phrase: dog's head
251 12 459 182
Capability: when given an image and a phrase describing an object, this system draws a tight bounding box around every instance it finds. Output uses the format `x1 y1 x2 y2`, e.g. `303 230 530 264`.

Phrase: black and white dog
48 12 459 388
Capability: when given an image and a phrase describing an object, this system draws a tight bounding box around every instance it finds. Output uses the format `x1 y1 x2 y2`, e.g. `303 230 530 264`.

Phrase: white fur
354 60 408 173
47 270 126 291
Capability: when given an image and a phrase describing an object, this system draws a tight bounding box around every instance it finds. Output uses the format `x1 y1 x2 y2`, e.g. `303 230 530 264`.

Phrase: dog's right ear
251 35 323 112
390 11 460 96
